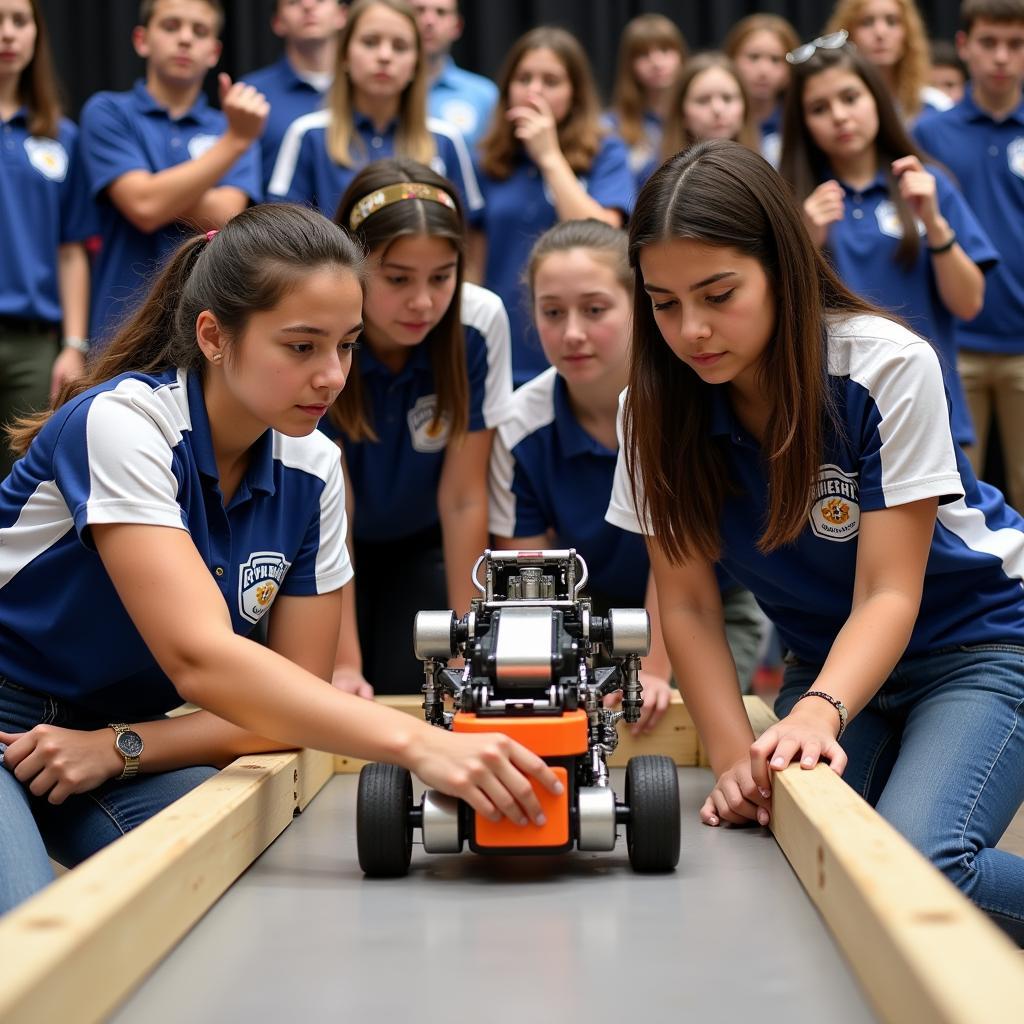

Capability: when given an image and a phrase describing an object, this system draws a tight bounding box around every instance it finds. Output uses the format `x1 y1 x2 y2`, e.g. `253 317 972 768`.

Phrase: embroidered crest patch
407 394 451 453
188 133 219 160
1008 137 1024 180
874 199 924 239
24 137 68 182
809 464 860 542
238 551 291 624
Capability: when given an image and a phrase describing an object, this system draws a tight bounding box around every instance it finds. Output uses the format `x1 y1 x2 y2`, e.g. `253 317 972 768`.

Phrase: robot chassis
356 549 681 876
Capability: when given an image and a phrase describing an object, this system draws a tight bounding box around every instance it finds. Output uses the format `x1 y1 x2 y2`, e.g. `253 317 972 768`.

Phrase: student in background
607 13 688 189
825 0 954 120
0 0 95 477
609 139 1024 943
0 203 560 916
242 0 347 189
79 0 264 350
781 40 996 450
268 0 479 219
724 14 799 167
914 0 1024 510
329 159 512 697
654 53 758 181
471 27 634 386
412 0 497 151
929 37 969 104
490 219 763 725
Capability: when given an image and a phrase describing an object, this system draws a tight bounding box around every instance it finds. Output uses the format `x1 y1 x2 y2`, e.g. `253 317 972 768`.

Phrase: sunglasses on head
786 30 849 65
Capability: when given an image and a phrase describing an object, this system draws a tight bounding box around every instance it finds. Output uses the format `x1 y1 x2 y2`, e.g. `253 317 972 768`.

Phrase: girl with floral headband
329 158 513 697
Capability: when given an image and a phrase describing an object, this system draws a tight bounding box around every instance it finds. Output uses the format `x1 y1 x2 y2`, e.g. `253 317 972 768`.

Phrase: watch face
116 730 144 758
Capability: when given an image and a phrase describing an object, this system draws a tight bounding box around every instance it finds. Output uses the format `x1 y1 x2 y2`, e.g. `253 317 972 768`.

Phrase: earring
212 353 223 364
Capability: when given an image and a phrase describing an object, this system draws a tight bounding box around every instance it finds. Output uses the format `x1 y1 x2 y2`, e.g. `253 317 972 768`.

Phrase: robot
356 549 681 877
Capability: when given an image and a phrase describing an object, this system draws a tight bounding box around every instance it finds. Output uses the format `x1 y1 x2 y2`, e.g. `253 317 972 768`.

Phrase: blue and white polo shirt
0 367 351 715
80 81 263 348
267 109 482 218
339 282 512 543
607 314 1024 665
821 164 998 446
489 367 648 605
428 57 498 151
914 87 1024 355
0 111 97 324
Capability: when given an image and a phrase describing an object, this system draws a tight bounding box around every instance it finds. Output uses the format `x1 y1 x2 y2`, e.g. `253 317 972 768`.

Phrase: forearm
805 589 920 721
537 152 621 225
440 497 488 614
177 186 249 232
174 632 432 765
642 570 671 682
334 578 363 672
115 134 251 233
132 710 290 772
662 604 752 774
926 215 985 320
56 243 90 337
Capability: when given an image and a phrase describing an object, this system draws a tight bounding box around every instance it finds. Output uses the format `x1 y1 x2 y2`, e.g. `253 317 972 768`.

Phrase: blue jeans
0 678 216 915
776 644 1024 945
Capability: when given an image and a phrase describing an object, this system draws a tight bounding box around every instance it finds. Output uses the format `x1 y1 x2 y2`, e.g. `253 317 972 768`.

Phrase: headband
348 182 457 231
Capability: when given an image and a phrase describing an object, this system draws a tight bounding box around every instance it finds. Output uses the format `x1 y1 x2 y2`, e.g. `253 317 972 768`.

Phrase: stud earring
212 353 223 363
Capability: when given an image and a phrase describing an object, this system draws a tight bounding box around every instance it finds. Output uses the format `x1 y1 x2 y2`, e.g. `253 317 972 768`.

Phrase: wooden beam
0 748 335 1024
333 691 703 773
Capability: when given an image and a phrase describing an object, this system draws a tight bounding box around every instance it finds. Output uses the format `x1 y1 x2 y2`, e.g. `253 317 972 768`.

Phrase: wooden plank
0 748 335 1024
772 764 1024 1024
333 691 701 773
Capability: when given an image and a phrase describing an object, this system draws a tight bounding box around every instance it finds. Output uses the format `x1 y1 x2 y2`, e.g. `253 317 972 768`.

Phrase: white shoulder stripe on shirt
427 116 483 211
460 282 513 429
268 109 330 198
937 498 1024 583
0 480 75 591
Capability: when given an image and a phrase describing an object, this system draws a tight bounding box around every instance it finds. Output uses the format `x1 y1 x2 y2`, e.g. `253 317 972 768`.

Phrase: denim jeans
0 677 217 915
776 643 1024 945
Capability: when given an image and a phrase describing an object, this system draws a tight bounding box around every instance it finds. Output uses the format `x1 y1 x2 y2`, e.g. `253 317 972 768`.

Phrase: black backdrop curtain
42 1 964 120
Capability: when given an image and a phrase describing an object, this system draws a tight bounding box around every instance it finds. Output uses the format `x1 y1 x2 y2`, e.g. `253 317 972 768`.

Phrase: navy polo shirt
428 56 498 151
0 111 96 323
340 282 512 542
80 81 263 348
470 134 635 386
0 366 351 716
822 165 997 445
242 56 329 189
603 109 663 190
267 109 482 218
608 314 1024 665
490 367 648 605
915 87 1024 354
760 105 782 168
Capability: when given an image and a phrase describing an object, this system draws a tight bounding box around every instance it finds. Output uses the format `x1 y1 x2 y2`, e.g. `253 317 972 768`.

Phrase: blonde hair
826 0 931 119
661 53 759 162
611 14 688 149
327 0 435 168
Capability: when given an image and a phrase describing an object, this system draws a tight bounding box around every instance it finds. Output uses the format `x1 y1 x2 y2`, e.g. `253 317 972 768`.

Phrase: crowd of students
1 0 1023 947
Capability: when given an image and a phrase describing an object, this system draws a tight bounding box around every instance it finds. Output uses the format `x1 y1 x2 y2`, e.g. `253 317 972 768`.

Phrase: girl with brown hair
607 138 1024 943
471 26 635 386
607 13 688 187
329 158 513 696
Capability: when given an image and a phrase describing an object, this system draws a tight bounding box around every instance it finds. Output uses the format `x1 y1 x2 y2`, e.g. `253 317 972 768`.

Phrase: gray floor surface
111 769 879 1024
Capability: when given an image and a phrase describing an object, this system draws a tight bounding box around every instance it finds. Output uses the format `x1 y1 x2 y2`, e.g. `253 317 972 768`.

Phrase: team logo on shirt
874 200 925 240
1008 138 1024 180
809 464 860 542
407 394 451 452
439 98 479 137
188 134 219 160
237 551 291 624
24 137 68 182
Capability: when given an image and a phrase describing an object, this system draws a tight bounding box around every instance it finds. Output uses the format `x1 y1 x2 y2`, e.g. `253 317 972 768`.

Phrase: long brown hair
326 0 434 168
779 44 933 270
331 158 468 443
611 14 688 149
8 205 364 455
624 140 878 562
17 0 62 139
660 53 759 162
478 26 604 180
825 0 931 119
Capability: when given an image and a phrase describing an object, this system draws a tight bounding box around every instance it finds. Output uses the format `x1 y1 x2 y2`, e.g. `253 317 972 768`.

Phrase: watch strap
109 722 141 779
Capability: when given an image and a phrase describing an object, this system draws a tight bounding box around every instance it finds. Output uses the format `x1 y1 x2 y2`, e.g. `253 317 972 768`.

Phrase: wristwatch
108 723 144 779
